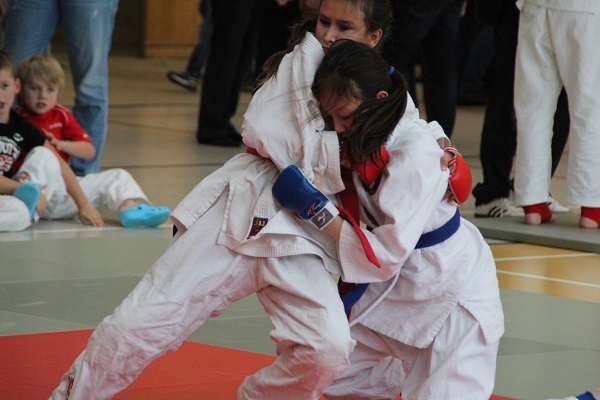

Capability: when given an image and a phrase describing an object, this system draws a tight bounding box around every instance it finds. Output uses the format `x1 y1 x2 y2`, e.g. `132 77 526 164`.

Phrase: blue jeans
186 0 213 77
3 0 119 176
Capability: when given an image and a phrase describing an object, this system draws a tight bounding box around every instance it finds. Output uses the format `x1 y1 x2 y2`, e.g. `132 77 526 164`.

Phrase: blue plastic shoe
119 203 171 228
13 182 40 220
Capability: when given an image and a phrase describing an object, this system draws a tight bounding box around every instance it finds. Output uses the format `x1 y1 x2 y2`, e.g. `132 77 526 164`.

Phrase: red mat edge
0 329 514 400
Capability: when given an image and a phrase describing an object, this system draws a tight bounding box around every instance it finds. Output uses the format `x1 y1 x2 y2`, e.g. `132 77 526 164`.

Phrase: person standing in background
253 0 301 84
513 0 600 228
1 0 119 176
196 0 258 147
472 0 570 218
382 0 464 138
167 0 213 92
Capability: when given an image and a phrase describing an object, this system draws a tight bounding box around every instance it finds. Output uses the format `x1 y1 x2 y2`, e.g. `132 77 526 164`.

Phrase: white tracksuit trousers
15 146 150 220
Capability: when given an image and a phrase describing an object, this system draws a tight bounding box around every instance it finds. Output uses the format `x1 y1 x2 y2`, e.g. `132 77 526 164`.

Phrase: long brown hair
311 40 407 163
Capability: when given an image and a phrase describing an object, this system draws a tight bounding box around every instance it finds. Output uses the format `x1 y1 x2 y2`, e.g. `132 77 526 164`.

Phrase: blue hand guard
272 165 339 229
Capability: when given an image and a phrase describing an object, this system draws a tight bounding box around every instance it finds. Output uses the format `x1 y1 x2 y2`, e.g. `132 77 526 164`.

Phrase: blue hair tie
388 66 395 75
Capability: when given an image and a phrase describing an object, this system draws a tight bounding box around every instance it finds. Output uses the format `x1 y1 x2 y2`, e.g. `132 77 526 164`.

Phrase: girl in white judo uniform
272 40 505 399
51 1 400 399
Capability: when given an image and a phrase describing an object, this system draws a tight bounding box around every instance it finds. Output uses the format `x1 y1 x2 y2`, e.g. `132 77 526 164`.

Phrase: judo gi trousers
324 306 499 400
50 190 354 400
514 3 600 207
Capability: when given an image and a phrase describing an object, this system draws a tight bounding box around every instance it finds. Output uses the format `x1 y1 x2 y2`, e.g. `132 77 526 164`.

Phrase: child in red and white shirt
15 54 171 228
15 55 95 164
17 102 94 163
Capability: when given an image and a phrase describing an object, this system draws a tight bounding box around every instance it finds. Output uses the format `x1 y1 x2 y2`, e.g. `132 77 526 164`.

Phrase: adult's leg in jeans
471 2 518 205
2 0 59 67
197 0 257 142
60 0 118 176
420 1 461 137
186 0 213 77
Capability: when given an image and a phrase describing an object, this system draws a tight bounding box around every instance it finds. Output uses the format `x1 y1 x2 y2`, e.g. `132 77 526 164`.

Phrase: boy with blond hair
16 54 95 163
0 51 104 228
4 52 170 228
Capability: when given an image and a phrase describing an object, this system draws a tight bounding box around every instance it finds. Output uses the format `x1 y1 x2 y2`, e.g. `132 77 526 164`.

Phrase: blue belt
340 208 461 314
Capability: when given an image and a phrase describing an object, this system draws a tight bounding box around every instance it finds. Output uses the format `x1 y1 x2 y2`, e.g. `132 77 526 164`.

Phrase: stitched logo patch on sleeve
311 208 335 229
247 217 268 238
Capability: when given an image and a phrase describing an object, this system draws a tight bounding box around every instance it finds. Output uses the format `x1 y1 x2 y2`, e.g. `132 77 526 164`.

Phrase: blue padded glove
273 165 339 229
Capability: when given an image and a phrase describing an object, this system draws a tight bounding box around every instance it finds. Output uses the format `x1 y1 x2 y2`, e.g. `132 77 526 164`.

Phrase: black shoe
198 134 243 147
167 71 200 92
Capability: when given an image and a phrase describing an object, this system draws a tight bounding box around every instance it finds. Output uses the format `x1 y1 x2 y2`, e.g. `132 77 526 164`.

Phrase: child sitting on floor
7 52 170 228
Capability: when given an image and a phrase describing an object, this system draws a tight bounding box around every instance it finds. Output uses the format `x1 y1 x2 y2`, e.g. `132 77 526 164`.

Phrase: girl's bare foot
523 203 554 225
579 207 600 229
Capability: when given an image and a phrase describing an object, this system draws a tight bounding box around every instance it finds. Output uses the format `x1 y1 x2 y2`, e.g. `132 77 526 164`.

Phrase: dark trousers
186 0 213 77
472 1 569 205
197 0 257 141
384 0 463 137
254 0 300 79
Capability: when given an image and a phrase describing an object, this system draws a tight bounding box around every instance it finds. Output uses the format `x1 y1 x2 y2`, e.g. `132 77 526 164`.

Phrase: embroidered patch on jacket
65 376 75 399
247 217 268 238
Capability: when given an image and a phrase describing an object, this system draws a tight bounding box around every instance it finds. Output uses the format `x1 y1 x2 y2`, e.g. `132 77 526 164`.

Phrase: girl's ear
367 29 383 48
15 78 21 94
376 90 388 99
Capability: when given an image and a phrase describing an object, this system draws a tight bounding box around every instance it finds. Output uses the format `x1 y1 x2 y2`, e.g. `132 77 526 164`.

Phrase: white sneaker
548 196 570 213
475 198 525 218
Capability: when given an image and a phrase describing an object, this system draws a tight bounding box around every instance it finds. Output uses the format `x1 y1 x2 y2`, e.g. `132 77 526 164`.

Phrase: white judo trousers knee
50 193 354 400
514 3 600 207
325 306 499 400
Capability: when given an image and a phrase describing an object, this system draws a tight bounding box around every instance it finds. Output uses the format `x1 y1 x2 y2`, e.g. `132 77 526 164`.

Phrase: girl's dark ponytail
348 69 407 162
312 40 407 164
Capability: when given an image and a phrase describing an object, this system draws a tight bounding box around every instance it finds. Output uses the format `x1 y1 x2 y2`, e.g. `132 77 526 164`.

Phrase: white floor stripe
495 253 598 262
497 269 600 288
